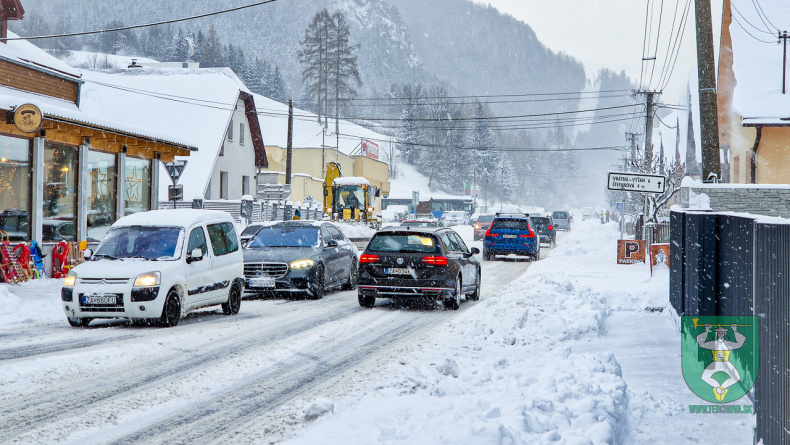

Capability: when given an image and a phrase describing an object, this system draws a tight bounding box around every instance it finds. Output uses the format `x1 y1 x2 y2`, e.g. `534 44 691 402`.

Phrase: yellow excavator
323 162 379 224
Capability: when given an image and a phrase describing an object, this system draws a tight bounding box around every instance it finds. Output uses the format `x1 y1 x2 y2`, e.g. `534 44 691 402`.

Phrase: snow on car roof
111 209 234 229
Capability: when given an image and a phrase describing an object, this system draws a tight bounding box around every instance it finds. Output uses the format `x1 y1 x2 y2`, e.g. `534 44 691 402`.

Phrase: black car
357 226 481 310
531 215 556 247
242 221 358 298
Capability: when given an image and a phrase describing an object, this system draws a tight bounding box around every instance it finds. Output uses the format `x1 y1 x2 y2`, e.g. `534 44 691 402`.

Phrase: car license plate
82 294 116 305
385 267 411 275
503 234 517 239
248 277 275 288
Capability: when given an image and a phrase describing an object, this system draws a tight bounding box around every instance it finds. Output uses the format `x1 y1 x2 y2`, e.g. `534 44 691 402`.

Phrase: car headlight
290 259 316 270
134 271 161 287
63 272 77 287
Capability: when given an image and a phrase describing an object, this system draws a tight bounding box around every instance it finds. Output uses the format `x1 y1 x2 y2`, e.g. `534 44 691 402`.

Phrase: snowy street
0 222 755 444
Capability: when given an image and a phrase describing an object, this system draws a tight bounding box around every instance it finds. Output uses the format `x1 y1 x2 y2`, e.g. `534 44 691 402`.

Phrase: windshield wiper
125 255 154 261
92 254 119 260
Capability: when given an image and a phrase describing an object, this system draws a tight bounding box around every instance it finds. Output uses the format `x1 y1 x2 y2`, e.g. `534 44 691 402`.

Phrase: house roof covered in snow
730 0 790 124
0 31 81 81
77 67 266 202
252 93 393 156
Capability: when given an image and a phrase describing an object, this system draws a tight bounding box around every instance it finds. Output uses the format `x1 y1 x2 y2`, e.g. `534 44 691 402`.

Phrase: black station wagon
357 226 481 310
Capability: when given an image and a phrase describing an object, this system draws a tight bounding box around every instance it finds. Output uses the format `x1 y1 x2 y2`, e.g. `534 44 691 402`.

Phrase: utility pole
695 0 722 181
779 31 789 94
625 132 641 172
286 99 293 185
634 91 659 167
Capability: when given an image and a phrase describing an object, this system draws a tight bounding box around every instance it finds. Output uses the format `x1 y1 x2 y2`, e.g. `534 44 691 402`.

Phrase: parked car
400 219 440 228
440 210 469 227
357 226 481 310
552 210 572 231
582 207 597 221
472 213 496 241
483 213 540 261
531 215 556 246
60 209 245 328
242 221 358 298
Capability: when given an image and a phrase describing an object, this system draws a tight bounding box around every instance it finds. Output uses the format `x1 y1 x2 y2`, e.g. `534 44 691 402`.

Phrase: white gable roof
78 67 252 201
252 94 393 155
730 0 790 122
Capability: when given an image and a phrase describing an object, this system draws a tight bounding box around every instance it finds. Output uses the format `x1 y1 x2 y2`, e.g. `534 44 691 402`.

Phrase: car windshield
491 219 529 231
368 233 439 253
249 227 320 247
94 226 183 260
478 215 495 223
553 211 569 219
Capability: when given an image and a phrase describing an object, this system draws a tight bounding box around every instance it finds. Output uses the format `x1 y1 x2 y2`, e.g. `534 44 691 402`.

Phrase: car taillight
520 231 535 238
360 254 379 263
485 227 497 237
422 256 448 266
548 225 553 231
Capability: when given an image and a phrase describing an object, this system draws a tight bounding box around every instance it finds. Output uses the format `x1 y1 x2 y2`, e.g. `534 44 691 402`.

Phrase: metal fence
644 222 670 247
158 200 324 223
670 209 789 443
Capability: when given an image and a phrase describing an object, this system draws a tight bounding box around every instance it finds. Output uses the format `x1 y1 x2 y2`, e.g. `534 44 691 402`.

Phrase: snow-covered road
0 226 532 445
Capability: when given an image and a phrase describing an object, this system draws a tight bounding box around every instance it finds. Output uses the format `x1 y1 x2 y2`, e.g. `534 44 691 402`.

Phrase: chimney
0 0 25 43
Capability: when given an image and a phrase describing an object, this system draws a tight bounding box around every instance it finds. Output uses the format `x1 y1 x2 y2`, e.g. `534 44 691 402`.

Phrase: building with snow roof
253 93 391 212
718 0 790 184
0 3 197 260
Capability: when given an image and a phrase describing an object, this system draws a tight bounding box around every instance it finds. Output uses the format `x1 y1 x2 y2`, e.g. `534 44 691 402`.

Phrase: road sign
607 172 666 193
258 183 291 200
471 185 479 198
168 184 183 201
164 160 188 185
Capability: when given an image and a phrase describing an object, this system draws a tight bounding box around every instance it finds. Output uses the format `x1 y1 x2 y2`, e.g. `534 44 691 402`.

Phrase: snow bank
285 221 629 445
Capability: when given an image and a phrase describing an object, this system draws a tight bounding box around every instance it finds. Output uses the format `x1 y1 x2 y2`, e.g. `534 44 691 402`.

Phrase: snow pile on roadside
335 222 377 239
285 222 629 444
0 278 64 329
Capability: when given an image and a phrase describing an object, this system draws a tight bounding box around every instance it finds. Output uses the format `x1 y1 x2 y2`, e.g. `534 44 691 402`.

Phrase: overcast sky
470 0 723 105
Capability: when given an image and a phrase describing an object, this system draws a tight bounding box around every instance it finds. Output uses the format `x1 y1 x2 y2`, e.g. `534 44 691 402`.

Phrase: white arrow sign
607 172 666 194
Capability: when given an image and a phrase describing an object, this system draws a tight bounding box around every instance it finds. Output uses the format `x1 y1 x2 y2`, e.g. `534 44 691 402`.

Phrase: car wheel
483 251 492 261
67 317 92 327
222 283 241 315
534 248 541 261
310 265 326 299
358 292 375 308
444 275 461 310
342 258 358 290
159 289 181 328
467 270 481 301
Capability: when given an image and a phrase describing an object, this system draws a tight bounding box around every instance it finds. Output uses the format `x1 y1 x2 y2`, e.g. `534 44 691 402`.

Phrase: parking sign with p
617 240 646 264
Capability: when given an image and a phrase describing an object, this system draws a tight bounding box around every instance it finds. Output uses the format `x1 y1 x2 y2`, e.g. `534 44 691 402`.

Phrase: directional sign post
607 172 666 194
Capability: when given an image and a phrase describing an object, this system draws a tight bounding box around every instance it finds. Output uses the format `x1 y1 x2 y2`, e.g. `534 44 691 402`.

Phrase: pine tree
268 65 289 103
242 58 262 93
201 25 224 68
298 9 333 122
327 12 361 121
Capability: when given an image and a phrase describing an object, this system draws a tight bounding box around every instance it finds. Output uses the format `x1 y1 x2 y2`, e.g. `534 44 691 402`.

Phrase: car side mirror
83 249 93 260
187 248 203 264
470 247 480 255
326 239 339 248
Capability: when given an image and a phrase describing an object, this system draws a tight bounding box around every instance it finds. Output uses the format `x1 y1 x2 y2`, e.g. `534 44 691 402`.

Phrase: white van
61 209 244 328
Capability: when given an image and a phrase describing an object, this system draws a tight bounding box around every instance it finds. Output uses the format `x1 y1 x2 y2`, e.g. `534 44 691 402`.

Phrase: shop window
43 143 78 242
87 150 117 242
124 157 151 216
0 135 31 241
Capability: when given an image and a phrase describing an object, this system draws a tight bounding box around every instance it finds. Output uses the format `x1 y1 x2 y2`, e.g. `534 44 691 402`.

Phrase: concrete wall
682 185 790 218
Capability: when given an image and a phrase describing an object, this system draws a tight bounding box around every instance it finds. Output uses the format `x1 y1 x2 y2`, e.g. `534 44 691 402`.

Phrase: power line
731 2 774 35
731 15 775 43
342 93 633 107
345 89 634 102
749 0 778 33
4 0 279 41
659 0 693 91
648 0 666 89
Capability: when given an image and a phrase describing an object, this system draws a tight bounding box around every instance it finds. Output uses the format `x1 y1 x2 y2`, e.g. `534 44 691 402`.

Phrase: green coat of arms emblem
681 316 759 403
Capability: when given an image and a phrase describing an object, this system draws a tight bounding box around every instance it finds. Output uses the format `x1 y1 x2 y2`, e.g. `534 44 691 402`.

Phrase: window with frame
43 142 78 242
227 118 234 141
242 176 249 196
186 226 208 256
0 135 31 241
123 156 151 216
207 222 239 256
220 172 228 200
239 123 245 145
86 150 117 241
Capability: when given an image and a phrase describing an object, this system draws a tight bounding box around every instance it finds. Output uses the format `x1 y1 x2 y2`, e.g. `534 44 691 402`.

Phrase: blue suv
483 213 540 261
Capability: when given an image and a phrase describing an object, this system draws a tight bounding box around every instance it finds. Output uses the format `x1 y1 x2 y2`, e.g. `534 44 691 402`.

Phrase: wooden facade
0 58 79 102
